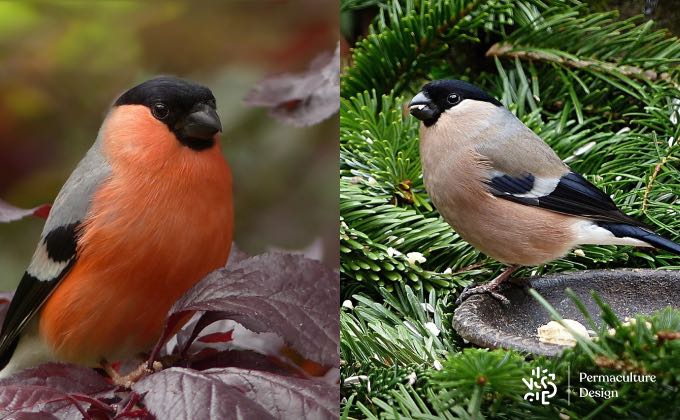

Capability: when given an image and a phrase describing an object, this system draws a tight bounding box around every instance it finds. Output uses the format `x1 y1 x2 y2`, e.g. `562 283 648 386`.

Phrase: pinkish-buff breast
418 111 578 266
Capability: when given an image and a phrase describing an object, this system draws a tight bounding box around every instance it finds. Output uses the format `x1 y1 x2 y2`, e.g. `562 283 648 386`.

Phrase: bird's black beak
408 91 437 121
180 104 222 141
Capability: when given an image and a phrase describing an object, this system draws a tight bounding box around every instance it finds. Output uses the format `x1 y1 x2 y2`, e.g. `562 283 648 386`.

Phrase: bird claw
455 265 519 306
456 283 510 306
102 359 163 388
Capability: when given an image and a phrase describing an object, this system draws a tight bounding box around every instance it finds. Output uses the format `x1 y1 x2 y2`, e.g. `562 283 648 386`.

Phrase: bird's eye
151 102 169 120
446 93 460 105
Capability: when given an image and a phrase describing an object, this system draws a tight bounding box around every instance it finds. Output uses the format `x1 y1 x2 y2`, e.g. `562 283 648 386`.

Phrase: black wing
487 171 646 227
0 222 79 369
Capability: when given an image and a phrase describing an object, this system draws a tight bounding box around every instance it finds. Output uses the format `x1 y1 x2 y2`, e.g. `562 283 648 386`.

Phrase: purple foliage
0 200 51 222
159 253 339 368
0 253 339 419
206 368 337 419
245 43 340 127
0 364 116 418
133 368 274 420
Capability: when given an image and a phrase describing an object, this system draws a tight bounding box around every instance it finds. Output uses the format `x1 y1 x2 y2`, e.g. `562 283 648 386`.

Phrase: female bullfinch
409 79 680 304
0 77 233 379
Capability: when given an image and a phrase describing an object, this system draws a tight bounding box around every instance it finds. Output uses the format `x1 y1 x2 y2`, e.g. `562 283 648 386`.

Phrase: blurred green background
0 1 339 291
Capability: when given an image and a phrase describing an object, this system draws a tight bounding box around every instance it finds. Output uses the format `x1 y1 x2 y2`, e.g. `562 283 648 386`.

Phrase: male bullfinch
408 79 680 304
0 77 233 379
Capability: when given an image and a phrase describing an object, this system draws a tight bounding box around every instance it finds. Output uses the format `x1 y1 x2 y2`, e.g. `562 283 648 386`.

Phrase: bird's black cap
409 79 502 127
115 76 215 109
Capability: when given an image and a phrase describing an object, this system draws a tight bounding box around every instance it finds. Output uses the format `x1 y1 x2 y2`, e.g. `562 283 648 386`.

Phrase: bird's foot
455 265 520 306
101 359 163 388
455 283 510 306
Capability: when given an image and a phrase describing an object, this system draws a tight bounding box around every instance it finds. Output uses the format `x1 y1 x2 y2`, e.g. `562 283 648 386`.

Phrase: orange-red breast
0 77 233 377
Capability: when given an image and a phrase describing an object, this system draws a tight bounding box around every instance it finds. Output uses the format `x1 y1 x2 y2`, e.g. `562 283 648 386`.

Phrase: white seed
406 252 426 264
537 319 590 346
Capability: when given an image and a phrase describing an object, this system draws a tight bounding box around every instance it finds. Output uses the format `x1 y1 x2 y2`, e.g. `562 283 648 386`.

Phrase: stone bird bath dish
452 269 680 356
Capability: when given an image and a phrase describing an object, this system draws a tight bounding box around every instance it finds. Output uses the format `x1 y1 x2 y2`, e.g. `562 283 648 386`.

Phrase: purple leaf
0 200 51 222
0 363 116 417
0 363 113 395
133 368 274 420
164 312 235 359
206 368 338 419
189 350 293 375
225 244 250 269
167 316 284 367
0 364 116 418
0 385 83 419
245 43 339 127
158 253 339 370
4 412 60 419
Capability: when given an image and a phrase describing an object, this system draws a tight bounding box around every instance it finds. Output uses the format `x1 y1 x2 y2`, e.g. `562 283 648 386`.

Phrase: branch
642 154 678 214
486 42 676 86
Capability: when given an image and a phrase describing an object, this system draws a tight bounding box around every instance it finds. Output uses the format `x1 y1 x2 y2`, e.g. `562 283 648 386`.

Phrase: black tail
599 222 680 255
